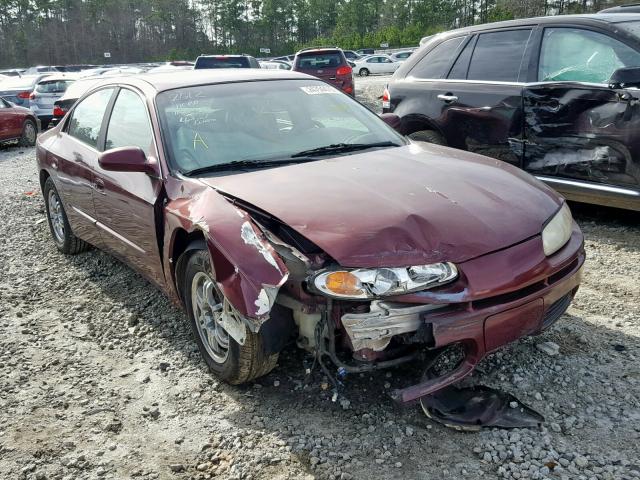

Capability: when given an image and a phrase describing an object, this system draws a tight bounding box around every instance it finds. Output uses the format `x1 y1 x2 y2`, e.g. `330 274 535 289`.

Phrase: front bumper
347 226 585 404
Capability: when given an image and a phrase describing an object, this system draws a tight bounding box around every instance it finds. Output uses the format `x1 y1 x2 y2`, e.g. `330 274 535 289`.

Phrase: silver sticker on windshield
300 85 339 95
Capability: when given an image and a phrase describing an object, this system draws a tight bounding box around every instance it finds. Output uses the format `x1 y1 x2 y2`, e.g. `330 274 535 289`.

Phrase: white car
353 55 401 76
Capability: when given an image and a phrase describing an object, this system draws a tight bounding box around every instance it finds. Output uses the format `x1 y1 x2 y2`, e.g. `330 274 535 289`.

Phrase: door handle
437 93 458 103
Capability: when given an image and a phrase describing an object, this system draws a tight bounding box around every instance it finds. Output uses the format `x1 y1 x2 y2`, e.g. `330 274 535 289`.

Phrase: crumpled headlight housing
311 262 458 299
542 202 573 256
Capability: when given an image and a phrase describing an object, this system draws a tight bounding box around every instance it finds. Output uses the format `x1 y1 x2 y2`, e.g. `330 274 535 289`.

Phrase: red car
292 48 354 96
0 97 38 146
36 70 584 405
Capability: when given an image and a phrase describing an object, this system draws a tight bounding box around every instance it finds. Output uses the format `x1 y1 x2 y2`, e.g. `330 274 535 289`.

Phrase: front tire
359 68 370 77
183 250 278 385
19 119 37 147
43 177 89 254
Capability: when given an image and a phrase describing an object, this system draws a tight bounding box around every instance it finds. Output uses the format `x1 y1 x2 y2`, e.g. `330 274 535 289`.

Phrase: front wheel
19 119 37 147
359 68 370 77
183 250 278 384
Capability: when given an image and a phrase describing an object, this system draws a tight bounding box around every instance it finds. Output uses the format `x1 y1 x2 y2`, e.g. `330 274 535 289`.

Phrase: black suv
383 14 640 211
194 54 260 69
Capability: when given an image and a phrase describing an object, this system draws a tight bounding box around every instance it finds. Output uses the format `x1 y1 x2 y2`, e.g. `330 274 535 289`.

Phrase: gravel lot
1 91 639 480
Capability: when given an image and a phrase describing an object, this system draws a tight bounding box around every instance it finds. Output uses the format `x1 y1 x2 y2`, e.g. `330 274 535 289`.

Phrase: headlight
311 262 458 299
542 203 573 256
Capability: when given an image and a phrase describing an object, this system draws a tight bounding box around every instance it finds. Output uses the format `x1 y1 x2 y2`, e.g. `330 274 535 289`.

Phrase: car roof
94 69 312 93
438 13 640 36
37 74 78 83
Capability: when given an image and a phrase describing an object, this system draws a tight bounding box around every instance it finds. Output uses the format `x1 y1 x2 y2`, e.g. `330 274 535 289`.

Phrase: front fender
165 184 289 330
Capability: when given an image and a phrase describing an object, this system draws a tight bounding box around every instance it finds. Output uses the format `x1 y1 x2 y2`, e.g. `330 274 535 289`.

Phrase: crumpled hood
200 143 562 267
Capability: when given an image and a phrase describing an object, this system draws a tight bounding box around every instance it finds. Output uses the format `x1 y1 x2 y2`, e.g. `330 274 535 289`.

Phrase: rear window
408 37 466 79
295 52 344 69
36 80 74 94
195 57 250 69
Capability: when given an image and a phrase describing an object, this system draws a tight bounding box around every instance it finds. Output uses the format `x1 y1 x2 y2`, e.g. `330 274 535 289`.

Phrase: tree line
0 0 630 68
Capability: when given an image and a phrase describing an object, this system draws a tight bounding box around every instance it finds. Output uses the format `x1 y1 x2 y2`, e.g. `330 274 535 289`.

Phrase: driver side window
538 28 640 83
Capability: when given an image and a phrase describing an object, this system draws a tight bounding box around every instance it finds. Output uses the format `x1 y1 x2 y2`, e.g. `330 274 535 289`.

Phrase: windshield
156 79 405 173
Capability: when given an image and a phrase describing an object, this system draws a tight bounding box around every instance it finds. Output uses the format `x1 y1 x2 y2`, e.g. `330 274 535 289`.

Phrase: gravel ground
1 113 639 479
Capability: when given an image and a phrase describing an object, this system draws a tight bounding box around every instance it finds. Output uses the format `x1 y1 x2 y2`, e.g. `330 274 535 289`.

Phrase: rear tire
408 129 447 146
43 177 90 254
183 249 278 385
19 119 37 147
359 68 370 77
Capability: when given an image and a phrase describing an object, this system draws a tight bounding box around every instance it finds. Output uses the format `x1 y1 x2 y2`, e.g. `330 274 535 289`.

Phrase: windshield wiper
180 157 318 177
290 141 400 158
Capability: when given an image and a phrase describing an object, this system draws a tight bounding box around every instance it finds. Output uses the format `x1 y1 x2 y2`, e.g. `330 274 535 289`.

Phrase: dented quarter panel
162 176 288 325
201 142 561 268
523 83 640 188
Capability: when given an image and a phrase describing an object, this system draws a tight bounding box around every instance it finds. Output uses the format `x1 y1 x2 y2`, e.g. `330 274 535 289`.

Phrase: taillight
336 65 352 76
343 85 353 94
53 106 66 117
382 87 390 110
17 91 31 99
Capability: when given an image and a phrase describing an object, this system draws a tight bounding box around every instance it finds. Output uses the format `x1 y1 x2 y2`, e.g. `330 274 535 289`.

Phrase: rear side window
538 28 640 83
295 53 344 69
195 57 250 69
67 88 114 148
467 29 532 82
105 89 153 155
36 80 74 94
448 38 475 79
408 36 466 79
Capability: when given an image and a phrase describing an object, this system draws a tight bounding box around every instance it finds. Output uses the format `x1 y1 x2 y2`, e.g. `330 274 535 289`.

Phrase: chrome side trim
536 176 640 197
404 78 526 86
72 206 146 253
96 221 146 254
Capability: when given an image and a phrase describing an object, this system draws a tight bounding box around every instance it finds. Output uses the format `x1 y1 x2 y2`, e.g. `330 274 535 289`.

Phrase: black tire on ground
183 249 278 385
359 68 369 76
408 129 447 146
18 119 37 147
43 177 90 254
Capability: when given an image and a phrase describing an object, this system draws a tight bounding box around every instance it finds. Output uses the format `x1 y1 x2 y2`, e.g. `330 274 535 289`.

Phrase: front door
522 27 640 192
92 87 165 287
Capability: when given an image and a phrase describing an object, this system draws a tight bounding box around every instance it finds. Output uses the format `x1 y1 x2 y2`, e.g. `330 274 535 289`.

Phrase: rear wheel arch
402 115 447 145
39 169 50 192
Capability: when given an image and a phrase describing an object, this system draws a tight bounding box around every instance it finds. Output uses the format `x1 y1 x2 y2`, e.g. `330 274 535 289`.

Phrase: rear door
436 28 533 166
92 87 165 286
51 87 116 247
0 99 12 139
523 26 640 195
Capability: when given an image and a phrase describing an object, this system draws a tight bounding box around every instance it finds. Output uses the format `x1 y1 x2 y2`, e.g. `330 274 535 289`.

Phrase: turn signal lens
324 271 363 296
382 87 390 109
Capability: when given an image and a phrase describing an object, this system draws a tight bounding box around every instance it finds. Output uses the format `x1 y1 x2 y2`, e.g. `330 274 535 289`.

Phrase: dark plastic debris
420 384 545 431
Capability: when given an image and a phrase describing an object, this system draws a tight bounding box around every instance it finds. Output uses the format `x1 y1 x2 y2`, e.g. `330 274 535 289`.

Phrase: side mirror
99 146 156 175
379 113 402 132
608 66 640 89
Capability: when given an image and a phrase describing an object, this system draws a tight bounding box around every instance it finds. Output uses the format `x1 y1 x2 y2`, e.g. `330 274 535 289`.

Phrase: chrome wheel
47 189 65 242
23 122 36 144
191 271 230 363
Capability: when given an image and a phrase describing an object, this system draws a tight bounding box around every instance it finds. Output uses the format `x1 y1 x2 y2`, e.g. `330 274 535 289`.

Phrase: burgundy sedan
0 97 38 146
36 70 584 404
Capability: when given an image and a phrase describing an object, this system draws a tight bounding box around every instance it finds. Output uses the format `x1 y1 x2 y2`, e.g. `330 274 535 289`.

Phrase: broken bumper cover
387 227 585 404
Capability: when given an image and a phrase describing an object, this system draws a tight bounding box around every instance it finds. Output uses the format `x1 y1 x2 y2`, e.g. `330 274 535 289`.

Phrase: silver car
0 75 48 108
30 75 77 129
